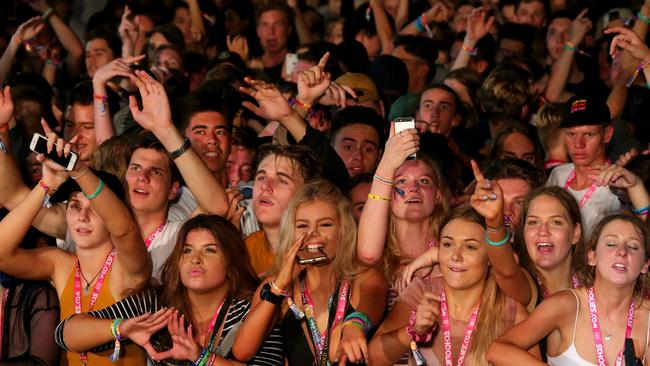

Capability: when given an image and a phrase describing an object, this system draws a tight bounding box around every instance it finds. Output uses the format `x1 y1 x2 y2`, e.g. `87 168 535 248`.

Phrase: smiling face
391 160 440 222
588 220 650 286
125 148 179 214
66 192 111 249
294 199 341 261
185 111 231 175
439 218 490 290
524 194 581 271
253 155 305 227
180 229 228 293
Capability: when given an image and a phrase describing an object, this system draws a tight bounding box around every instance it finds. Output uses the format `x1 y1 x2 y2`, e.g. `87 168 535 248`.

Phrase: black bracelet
168 138 191 160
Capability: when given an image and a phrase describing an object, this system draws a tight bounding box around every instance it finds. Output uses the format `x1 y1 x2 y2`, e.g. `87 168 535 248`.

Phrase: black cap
559 96 611 128
50 170 125 203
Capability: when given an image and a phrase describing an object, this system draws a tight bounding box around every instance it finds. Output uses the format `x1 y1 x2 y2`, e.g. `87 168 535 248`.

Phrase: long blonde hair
439 207 510 366
274 180 362 280
384 155 450 281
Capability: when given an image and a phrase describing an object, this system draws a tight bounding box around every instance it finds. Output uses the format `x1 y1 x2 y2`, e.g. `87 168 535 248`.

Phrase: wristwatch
168 138 191 160
260 283 284 305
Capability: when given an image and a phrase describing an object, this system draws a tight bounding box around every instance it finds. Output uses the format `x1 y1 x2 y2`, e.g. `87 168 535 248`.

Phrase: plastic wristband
373 174 394 186
70 169 90 180
563 42 577 52
486 225 505 233
485 230 510 247
633 204 650 215
406 310 434 343
94 94 108 102
368 193 391 202
110 318 124 340
415 16 425 32
270 280 288 297
42 7 54 21
83 179 104 200
462 44 478 56
638 11 650 25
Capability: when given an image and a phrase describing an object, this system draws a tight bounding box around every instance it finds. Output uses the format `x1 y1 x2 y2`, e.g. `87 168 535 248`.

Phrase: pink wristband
406 310 434 343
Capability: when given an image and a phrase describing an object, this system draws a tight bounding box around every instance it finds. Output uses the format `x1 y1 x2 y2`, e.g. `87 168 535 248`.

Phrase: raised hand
589 164 641 189
150 311 201 362
120 309 173 356
38 119 79 189
415 292 440 336
226 35 249 62
318 82 357 108
569 8 592 45
0 86 14 127
93 55 145 86
12 17 45 45
296 52 332 106
378 122 419 173
465 7 494 43
118 6 138 48
425 2 450 23
23 0 50 13
224 187 245 230
273 232 310 291
469 160 504 224
239 77 294 122
129 70 173 132
605 27 650 63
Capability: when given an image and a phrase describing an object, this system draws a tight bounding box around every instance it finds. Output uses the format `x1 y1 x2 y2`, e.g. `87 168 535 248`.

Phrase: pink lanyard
564 170 598 208
74 249 116 365
0 288 8 357
587 287 635 366
440 290 481 366
203 299 226 349
537 273 581 298
144 222 166 248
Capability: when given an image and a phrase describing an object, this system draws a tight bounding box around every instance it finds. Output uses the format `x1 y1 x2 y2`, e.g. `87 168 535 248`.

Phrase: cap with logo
559 96 611 128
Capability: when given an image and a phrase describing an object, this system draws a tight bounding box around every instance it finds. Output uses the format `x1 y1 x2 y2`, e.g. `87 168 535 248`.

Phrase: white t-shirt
546 163 621 239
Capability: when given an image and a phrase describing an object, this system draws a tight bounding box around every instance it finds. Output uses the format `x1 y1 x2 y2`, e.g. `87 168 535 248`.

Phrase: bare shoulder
353 266 388 293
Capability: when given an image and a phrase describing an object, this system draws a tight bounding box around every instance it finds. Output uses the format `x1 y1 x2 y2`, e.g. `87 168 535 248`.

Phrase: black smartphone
296 247 329 265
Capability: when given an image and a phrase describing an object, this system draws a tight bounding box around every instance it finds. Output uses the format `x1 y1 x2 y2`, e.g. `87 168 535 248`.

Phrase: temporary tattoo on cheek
394 187 405 197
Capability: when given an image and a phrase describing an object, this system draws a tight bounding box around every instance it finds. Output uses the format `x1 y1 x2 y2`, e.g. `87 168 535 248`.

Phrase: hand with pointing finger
469 160 504 225
297 52 332 106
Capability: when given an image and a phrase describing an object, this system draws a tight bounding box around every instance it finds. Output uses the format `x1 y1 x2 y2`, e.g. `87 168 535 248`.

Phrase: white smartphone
284 53 299 77
394 117 416 159
29 133 78 171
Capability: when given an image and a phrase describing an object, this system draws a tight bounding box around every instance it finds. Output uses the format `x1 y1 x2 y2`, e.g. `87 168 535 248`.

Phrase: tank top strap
567 288 580 343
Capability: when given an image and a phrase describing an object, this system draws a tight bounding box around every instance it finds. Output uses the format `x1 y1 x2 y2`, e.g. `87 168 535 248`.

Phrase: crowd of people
1 0 650 364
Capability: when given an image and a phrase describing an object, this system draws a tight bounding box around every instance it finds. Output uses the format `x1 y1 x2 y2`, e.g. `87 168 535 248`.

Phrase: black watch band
168 138 191 160
260 283 284 305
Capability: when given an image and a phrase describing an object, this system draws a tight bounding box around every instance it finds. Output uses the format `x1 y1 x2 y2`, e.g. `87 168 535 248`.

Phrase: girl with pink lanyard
488 214 650 365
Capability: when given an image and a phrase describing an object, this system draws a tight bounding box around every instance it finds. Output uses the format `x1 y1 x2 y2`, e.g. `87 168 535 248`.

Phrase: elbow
486 342 502 364
357 249 381 266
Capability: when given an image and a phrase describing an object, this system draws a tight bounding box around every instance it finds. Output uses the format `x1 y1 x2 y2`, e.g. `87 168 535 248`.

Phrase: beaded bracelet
633 204 650 215
485 230 510 247
406 310 433 343
368 193 391 202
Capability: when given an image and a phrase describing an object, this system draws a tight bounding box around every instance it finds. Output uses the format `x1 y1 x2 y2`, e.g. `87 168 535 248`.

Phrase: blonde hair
384 156 451 281
274 180 362 280
535 103 564 152
439 207 510 366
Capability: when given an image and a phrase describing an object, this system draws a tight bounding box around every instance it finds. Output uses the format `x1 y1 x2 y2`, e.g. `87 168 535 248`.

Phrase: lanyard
300 272 349 365
144 222 166 248
440 290 481 366
587 287 636 366
0 288 8 357
564 161 610 208
75 249 116 365
536 273 581 299
203 297 231 352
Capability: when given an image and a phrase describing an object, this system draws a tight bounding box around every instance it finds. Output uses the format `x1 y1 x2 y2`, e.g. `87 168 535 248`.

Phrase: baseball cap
335 73 379 103
559 96 611 128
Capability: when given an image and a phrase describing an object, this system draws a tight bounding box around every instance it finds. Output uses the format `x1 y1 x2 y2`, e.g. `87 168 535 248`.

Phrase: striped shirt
54 290 284 366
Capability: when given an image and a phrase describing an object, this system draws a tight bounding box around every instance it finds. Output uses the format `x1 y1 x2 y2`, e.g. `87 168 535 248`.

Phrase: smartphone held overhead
29 133 78 171
394 117 417 160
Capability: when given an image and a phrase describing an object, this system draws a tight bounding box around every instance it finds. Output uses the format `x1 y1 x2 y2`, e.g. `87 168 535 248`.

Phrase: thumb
128 95 140 116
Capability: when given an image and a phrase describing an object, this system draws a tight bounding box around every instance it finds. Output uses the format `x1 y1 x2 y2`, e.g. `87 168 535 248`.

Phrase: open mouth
612 263 627 272
536 242 554 254
405 197 422 204
303 243 324 253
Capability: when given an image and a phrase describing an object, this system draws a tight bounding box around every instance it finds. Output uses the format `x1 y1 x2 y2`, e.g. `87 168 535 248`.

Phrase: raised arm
129 70 228 217
185 0 206 39
357 123 419 265
470 160 532 305
25 0 84 76
399 3 449 36
452 7 494 71
545 8 591 103
0 87 66 240
591 163 650 221
0 17 45 83
92 55 145 144
287 0 315 46
117 6 138 59
370 0 395 55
